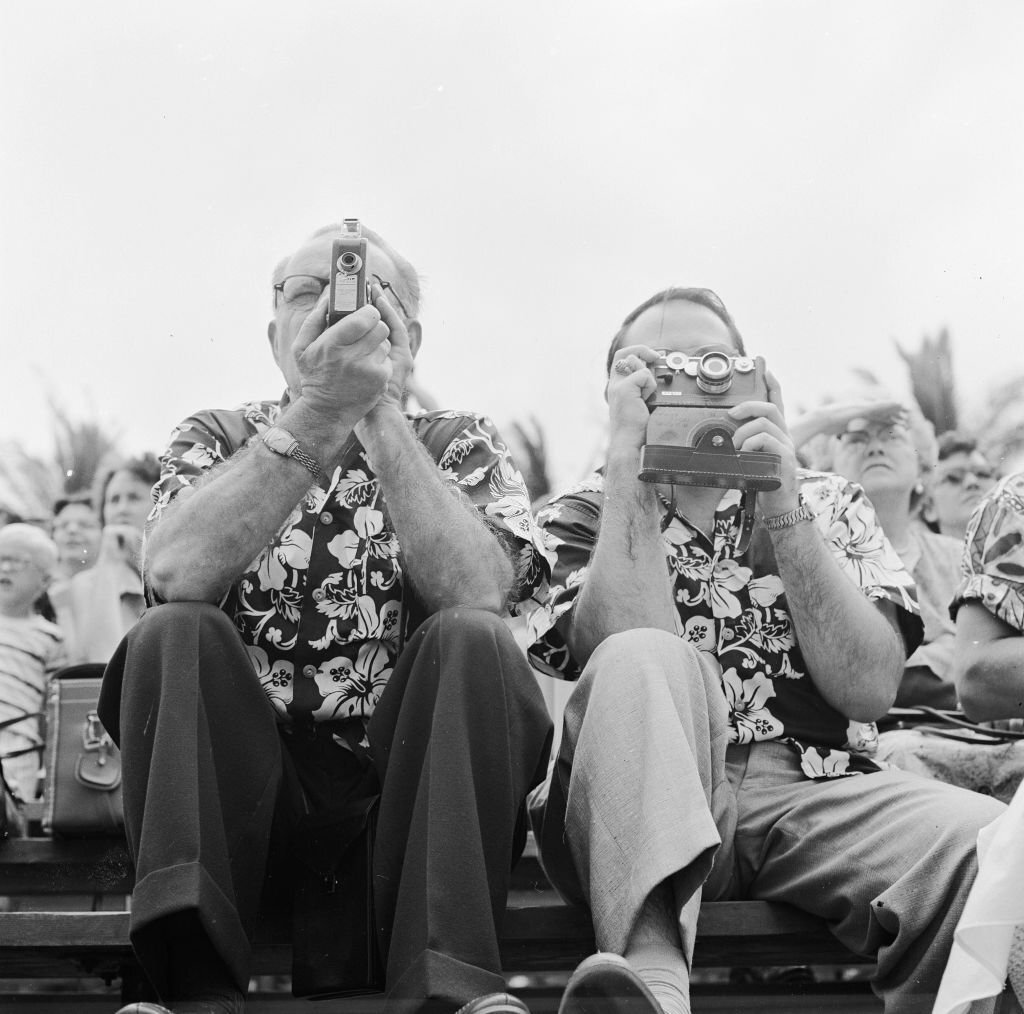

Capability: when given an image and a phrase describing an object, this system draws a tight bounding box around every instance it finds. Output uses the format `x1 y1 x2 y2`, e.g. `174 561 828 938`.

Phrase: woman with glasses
922 431 999 542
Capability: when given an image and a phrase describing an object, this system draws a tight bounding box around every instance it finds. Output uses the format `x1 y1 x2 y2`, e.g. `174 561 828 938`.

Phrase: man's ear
407 320 423 358
267 320 278 360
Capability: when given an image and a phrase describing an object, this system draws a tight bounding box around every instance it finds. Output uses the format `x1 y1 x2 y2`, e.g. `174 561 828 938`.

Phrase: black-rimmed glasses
272 273 410 318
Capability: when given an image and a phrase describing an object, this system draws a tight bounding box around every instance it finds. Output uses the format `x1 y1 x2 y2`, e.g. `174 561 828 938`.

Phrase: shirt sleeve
801 472 925 656
525 480 604 679
420 412 556 608
951 473 1024 632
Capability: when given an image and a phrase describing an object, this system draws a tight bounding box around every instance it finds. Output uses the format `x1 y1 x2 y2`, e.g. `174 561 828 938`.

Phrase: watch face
264 427 297 456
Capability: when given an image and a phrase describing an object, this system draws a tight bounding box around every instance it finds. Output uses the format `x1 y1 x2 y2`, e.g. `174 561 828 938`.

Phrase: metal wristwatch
261 426 322 479
763 498 816 531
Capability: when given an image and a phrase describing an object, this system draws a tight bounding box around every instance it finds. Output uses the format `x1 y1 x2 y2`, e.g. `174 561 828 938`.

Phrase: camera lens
696 352 733 394
337 252 363 274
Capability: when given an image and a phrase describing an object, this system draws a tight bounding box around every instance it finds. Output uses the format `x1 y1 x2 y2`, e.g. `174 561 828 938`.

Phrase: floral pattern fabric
527 469 923 779
953 471 1024 633
150 398 551 727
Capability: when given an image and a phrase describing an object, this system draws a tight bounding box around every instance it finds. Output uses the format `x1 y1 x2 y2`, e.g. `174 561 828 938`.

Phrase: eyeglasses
272 273 410 318
0 555 38 573
936 466 995 487
836 424 911 449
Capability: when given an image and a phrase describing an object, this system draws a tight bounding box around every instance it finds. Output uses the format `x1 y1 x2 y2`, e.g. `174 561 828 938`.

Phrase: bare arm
953 602 1024 721
731 377 906 721
147 295 393 602
356 403 514 615
768 522 906 719
567 347 677 666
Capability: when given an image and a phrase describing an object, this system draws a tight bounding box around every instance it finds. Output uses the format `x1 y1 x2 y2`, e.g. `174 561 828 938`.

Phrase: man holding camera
99 222 553 1014
527 288 1008 1014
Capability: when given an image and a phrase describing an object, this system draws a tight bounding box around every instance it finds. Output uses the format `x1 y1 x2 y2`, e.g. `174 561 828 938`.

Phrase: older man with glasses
100 221 553 1014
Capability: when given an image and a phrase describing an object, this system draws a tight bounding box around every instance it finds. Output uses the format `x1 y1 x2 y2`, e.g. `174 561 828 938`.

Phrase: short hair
0 523 59 577
94 454 161 526
936 430 982 462
606 287 746 374
53 491 96 518
272 222 421 320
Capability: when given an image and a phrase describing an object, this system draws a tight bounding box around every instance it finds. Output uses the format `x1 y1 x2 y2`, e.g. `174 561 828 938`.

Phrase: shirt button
319 511 333 525
302 664 317 679
312 589 325 602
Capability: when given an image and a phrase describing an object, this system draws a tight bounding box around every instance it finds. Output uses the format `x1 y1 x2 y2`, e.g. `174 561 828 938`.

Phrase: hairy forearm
770 520 904 720
147 400 354 602
568 445 676 666
953 605 1024 721
357 406 513 614
146 442 313 602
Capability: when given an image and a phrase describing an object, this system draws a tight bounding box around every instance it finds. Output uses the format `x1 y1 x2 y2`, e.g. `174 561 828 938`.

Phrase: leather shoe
454 993 532 1014
115 1005 174 1013
558 953 662 1014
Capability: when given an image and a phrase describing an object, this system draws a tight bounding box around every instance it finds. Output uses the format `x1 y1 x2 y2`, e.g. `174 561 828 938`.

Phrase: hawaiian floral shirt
953 472 1024 633
149 398 551 728
527 469 923 779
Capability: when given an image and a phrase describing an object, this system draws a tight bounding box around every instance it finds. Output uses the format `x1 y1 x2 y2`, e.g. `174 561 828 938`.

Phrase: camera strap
659 487 758 556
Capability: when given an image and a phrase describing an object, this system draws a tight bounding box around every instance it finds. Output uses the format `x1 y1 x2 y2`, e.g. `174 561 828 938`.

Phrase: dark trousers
98 602 553 1013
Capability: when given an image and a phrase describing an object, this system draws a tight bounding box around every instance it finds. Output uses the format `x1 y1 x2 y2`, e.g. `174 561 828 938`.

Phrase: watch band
261 426 322 480
763 500 816 531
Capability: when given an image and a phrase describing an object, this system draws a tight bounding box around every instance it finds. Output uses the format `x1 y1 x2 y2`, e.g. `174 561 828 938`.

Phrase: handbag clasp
83 711 115 766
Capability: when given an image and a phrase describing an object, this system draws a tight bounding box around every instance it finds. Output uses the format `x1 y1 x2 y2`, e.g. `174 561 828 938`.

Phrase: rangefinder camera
326 218 369 327
638 348 782 491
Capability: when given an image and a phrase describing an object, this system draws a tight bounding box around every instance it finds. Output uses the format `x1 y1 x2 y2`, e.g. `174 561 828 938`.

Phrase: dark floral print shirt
953 472 1024 633
148 398 552 728
527 470 923 779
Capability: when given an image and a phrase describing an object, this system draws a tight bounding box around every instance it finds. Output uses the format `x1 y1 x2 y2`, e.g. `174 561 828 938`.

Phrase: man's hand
370 283 415 410
607 346 659 450
729 371 800 518
292 290 393 429
97 523 143 568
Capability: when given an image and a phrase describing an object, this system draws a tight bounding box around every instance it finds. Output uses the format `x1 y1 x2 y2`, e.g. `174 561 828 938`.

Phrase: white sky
3 0 1023 489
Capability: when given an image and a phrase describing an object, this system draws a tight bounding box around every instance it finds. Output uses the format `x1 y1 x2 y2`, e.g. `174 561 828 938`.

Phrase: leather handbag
42 664 124 836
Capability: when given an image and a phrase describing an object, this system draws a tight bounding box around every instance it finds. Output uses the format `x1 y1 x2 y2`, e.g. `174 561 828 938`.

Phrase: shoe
558 953 662 1014
454 993 532 1014
115 1006 174 1013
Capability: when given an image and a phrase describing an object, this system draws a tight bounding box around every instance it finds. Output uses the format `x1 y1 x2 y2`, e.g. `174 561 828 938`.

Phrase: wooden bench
0 833 879 1012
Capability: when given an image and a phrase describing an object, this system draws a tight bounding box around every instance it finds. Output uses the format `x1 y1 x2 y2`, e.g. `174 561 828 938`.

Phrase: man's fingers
372 283 410 353
291 290 331 358
765 370 786 416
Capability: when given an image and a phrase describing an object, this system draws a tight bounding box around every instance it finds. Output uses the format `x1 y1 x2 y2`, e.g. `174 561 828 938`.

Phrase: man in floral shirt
99 223 553 1014
527 287 1007 1014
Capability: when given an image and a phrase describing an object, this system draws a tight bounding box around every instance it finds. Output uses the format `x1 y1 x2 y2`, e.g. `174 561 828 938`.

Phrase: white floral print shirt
149 399 551 728
953 471 1024 633
527 470 923 779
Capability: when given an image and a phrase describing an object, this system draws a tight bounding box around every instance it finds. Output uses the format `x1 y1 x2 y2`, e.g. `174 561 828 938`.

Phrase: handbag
290 793 383 998
42 664 124 836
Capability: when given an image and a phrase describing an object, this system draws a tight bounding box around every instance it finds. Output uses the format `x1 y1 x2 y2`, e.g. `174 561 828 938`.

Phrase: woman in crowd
50 494 102 583
921 431 999 542
51 454 160 664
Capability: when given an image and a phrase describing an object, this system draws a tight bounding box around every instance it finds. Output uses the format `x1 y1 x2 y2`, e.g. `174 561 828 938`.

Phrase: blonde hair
0 523 59 577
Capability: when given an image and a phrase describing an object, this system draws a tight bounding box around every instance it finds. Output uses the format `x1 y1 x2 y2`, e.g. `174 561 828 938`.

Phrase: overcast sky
3 1 1023 490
